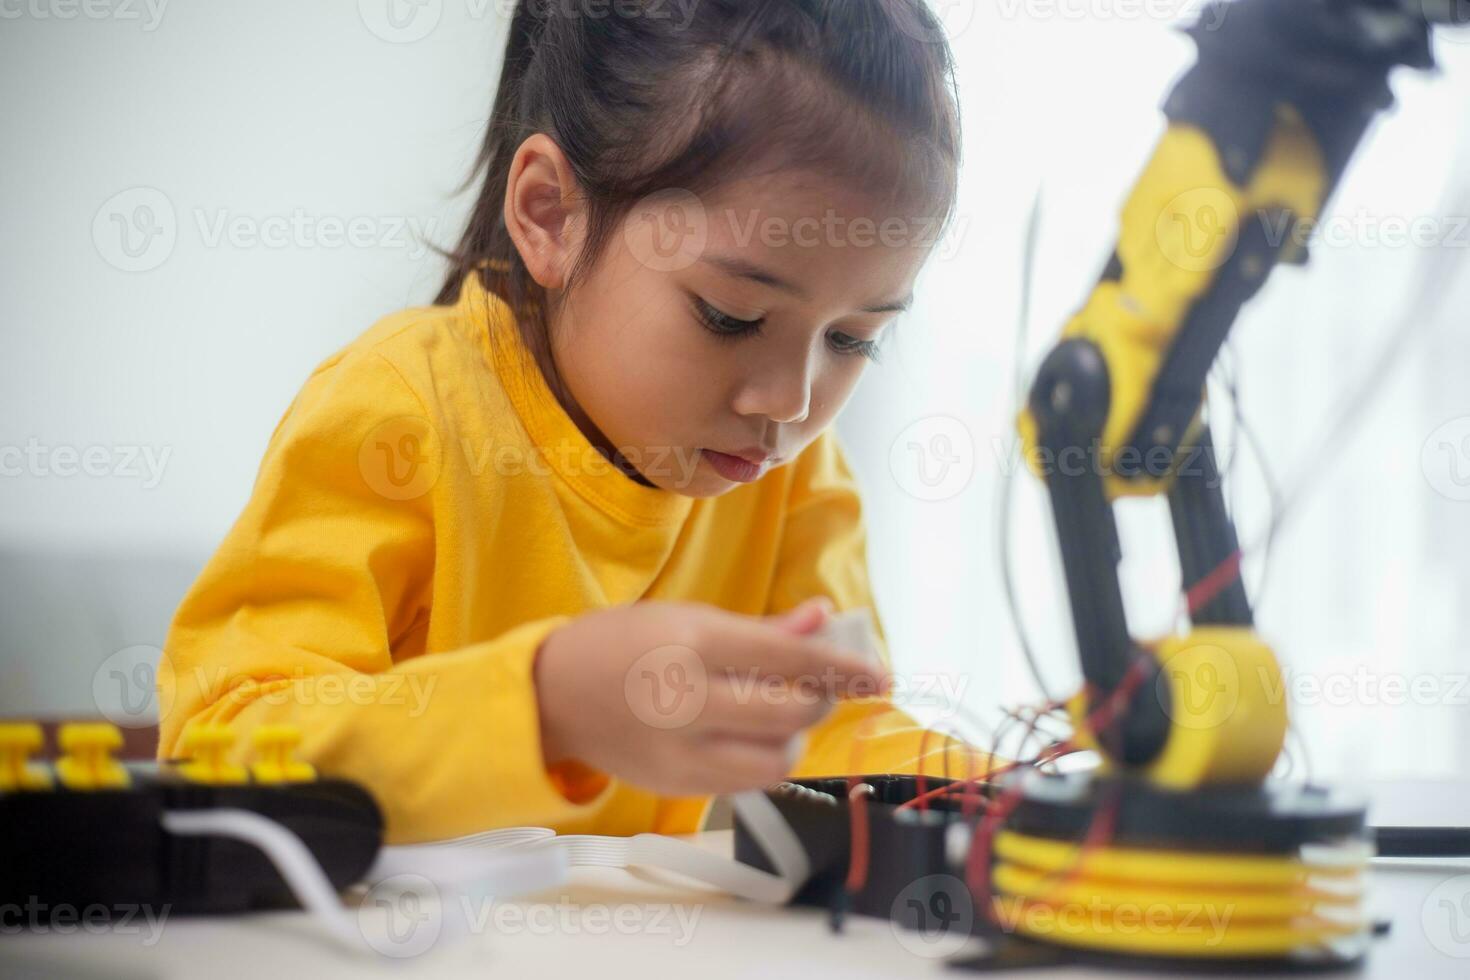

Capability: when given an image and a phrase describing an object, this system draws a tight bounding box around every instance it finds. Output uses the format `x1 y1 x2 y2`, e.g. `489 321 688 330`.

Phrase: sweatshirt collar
456 270 694 529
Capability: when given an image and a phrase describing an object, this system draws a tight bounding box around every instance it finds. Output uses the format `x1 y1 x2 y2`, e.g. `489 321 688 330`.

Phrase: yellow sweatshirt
159 270 982 844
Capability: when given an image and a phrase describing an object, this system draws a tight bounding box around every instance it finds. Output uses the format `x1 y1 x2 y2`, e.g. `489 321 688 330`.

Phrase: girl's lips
702 449 766 483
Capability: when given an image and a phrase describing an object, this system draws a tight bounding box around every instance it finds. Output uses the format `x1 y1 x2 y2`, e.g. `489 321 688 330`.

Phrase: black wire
1207 156 1470 791
1261 172 1470 548
1209 340 1283 606
1234 405 1283 603
999 189 1058 706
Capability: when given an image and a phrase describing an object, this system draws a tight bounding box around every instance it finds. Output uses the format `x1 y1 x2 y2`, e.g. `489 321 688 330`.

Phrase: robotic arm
1018 0 1466 788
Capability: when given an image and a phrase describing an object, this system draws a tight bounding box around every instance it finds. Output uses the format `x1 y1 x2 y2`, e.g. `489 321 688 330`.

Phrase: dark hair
436 0 962 379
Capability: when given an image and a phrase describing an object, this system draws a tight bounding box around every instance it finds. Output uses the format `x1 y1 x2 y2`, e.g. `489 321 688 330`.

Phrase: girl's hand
533 598 889 796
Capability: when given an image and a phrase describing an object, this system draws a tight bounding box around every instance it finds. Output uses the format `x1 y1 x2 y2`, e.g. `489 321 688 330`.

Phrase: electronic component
735 772 1376 971
736 3 1470 970
0 721 382 917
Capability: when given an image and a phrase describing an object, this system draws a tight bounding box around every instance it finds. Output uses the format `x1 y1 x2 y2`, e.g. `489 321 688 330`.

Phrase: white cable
368 826 563 883
161 808 568 957
161 808 369 951
368 793 810 905
162 795 807 961
367 746 822 905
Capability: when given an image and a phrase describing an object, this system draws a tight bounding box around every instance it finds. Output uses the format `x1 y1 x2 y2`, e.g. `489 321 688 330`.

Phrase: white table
6 784 1470 979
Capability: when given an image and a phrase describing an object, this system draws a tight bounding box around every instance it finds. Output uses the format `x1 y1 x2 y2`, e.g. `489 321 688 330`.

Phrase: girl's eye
828 330 882 363
692 297 763 339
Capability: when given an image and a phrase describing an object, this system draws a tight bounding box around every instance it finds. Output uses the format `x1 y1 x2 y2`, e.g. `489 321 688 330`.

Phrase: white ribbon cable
368 828 560 883
364 785 813 905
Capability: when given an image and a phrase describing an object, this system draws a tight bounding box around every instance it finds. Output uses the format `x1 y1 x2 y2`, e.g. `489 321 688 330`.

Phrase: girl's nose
732 360 812 426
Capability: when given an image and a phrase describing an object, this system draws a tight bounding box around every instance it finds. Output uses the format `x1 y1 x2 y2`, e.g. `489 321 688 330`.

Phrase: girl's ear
503 133 586 290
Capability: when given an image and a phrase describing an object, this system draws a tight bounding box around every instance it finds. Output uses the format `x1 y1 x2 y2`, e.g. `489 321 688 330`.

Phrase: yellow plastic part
992 831 1364 887
55 723 130 790
1068 626 1289 790
990 896 1363 958
178 724 248 785
991 830 1367 959
0 722 53 791
993 864 1358 918
1018 108 1328 503
250 725 316 784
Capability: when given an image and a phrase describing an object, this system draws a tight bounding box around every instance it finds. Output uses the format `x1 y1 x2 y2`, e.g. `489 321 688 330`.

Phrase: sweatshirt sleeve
767 430 998 780
158 348 607 844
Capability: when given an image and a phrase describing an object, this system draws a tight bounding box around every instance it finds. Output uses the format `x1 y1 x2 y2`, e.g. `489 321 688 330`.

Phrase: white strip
365 787 814 905
368 828 559 882
481 792 809 903
162 808 568 957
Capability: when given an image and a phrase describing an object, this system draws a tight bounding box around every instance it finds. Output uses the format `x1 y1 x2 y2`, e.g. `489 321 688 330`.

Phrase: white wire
161 808 569 957
160 808 373 952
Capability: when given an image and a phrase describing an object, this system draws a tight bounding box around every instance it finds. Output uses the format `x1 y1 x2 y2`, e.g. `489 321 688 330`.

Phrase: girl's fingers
706 614 889 692
696 678 834 737
686 734 794 793
767 596 833 636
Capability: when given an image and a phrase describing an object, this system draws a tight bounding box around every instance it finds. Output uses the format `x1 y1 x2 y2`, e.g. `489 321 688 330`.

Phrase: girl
159 0 988 844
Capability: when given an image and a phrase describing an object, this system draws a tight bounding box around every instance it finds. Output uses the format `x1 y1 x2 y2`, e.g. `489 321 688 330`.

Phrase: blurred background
3 1 1469 781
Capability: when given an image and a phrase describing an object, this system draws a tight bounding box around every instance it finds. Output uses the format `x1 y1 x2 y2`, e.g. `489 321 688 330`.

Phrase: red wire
1083 655 1151 735
843 712 887 896
949 793 992 808
846 665 1145 907
964 661 1147 917
894 743 1076 813
894 699 1068 816
959 731 982 821
915 726 933 813
1186 548 1244 617
845 780 872 893
966 763 1123 921
966 778 1027 911
1034 784 1122 903
904 665 1144 817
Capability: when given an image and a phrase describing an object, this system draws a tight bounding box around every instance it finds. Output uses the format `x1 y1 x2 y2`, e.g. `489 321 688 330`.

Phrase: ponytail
434 0 546 307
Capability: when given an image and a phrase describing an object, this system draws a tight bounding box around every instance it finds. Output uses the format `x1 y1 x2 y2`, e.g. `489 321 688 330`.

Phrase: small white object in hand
812 607 883 667
782 607 883 767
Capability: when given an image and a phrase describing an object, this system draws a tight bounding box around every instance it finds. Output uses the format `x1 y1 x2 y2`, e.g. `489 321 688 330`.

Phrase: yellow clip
55 723 130 790
250 725 316 784
179 725 248 785
0 722 53 791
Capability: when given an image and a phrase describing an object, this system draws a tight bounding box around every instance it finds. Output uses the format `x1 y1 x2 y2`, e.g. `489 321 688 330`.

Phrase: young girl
159 0 987 844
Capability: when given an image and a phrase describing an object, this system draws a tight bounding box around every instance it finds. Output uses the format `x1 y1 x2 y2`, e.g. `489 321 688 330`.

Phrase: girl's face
546 168 934 498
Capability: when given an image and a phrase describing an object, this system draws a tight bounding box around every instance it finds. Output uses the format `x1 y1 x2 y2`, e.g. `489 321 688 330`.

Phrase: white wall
4 2 1470 783
1 0 505 714
1 0 502 557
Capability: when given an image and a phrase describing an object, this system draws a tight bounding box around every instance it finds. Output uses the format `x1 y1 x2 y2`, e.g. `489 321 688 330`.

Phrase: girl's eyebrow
704 253 803 295
702 253 913 314
863 295 913 315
